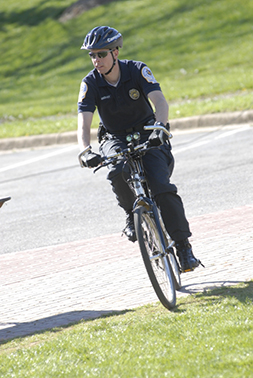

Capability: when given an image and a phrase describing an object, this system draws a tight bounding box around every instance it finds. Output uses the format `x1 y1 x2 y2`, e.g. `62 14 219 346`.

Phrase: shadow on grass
0 308 134 345
172 280 253 313
196 280 253 302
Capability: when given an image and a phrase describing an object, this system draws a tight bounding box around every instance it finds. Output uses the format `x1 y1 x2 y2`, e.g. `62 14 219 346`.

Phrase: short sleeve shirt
77 60 161 132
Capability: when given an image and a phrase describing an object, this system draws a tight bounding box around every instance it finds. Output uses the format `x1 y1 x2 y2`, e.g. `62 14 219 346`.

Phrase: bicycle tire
160 226 182 291
134 205 176 310
167 249 182 291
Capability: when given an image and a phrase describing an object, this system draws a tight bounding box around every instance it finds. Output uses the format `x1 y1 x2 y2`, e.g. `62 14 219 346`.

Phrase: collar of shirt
96 60 131 87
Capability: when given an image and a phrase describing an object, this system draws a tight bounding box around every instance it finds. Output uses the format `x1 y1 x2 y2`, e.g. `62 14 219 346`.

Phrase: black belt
109 119 155 135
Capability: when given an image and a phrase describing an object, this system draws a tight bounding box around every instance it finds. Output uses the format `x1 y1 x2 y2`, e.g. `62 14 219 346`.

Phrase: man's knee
109 171 135 211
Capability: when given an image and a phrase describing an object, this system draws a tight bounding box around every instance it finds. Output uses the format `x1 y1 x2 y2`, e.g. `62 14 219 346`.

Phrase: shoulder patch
141 66 157 84
78 82 88 102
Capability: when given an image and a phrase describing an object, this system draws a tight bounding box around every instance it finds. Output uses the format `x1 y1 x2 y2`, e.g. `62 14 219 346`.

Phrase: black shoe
176 239 200 272
123 211 136 242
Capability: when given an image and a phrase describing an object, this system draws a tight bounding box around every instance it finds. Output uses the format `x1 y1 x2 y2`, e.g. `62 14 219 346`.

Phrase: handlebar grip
78 145 92 167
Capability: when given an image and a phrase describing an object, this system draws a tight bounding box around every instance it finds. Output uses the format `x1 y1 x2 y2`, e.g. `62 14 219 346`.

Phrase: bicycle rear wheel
134 206 176 310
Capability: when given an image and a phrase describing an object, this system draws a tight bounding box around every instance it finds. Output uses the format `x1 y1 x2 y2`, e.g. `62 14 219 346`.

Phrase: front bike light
126 134 133 142
133 132 140 141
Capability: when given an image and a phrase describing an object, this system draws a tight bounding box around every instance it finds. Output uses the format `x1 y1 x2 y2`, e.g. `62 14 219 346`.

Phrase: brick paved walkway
0 205 252 341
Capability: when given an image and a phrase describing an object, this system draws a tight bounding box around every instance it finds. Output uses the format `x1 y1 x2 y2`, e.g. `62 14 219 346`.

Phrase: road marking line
174 140 210 154
214 125 251 139
174 125 251 154
0 145 77 173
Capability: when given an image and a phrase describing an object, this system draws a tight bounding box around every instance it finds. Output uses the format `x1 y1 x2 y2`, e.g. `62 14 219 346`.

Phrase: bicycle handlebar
78 125 172 168
143 125 173 139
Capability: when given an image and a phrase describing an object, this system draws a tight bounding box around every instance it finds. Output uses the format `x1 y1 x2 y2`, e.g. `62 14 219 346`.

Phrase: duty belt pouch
97 122 107 143
165 122 171 132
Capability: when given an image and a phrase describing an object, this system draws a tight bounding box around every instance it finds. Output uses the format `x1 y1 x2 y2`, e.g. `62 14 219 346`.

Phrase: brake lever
93 165 103 173
93 158 115 173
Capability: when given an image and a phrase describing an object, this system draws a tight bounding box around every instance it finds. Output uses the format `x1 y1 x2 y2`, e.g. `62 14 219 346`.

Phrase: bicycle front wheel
167 248 182 291
134 206 176 310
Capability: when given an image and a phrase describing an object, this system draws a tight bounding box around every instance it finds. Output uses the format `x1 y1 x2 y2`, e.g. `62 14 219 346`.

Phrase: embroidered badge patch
141 66 157 84
129 88 140 100
78 82 88 102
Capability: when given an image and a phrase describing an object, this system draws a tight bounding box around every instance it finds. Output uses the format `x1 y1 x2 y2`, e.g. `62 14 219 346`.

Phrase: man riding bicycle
77 26 200 273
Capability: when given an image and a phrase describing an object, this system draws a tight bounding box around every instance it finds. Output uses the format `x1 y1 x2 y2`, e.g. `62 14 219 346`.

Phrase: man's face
88 49 118 75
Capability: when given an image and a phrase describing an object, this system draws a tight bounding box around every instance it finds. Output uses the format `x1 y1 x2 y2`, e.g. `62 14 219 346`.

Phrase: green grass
0 115 77 138
0 282 253 377
0 0 253 138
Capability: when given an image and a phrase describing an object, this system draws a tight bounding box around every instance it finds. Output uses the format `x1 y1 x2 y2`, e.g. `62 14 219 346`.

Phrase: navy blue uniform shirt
77 59 161 132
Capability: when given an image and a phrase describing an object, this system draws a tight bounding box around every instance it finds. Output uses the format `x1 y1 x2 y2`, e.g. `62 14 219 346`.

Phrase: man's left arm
148 90 169 125
147 90 170 146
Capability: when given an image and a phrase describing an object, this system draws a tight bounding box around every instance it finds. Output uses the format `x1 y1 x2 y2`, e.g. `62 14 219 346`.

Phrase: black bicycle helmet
81 26 123 50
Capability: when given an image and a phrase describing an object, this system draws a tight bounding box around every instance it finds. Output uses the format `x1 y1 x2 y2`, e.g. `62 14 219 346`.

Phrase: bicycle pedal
181 260 205 273
182 268 194 273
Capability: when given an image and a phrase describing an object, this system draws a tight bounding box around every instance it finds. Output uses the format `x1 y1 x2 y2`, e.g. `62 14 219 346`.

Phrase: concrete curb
0 110 252 151
171 109 253 129
0 131 79 151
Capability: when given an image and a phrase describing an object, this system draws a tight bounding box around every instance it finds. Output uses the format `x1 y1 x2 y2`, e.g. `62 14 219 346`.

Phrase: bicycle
78 125 182 310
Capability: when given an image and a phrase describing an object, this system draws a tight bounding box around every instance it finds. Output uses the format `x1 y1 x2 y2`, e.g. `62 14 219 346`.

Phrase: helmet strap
104 51 116 75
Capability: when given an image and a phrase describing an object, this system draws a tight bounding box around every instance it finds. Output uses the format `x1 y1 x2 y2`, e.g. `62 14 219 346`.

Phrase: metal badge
129 88 140 100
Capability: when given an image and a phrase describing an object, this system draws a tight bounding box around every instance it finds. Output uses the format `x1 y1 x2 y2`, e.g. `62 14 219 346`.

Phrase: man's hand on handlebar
82 150 102 168
148 122 169 147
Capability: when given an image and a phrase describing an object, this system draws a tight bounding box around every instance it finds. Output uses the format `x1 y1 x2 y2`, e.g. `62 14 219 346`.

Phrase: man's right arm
77 111 93 151
77 111 102 168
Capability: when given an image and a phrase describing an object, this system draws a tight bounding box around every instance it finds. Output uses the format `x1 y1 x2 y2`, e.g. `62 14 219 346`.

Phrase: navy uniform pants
99 132 191 242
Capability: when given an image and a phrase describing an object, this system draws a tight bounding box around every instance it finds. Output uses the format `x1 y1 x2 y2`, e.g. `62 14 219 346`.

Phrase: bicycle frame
127 156 168 257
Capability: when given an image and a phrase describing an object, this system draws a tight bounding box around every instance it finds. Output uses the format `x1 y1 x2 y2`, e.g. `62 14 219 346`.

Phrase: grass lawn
0 0 253 138
0 282 252 377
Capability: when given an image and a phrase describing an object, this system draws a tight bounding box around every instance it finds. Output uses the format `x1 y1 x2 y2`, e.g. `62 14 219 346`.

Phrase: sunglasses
88 50 113 59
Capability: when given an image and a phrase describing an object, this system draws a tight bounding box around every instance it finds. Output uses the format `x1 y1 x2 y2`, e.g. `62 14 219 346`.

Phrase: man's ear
113 48 119 59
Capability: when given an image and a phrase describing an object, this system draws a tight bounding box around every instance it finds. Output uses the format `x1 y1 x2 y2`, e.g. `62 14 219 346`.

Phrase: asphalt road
0 123 252 255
